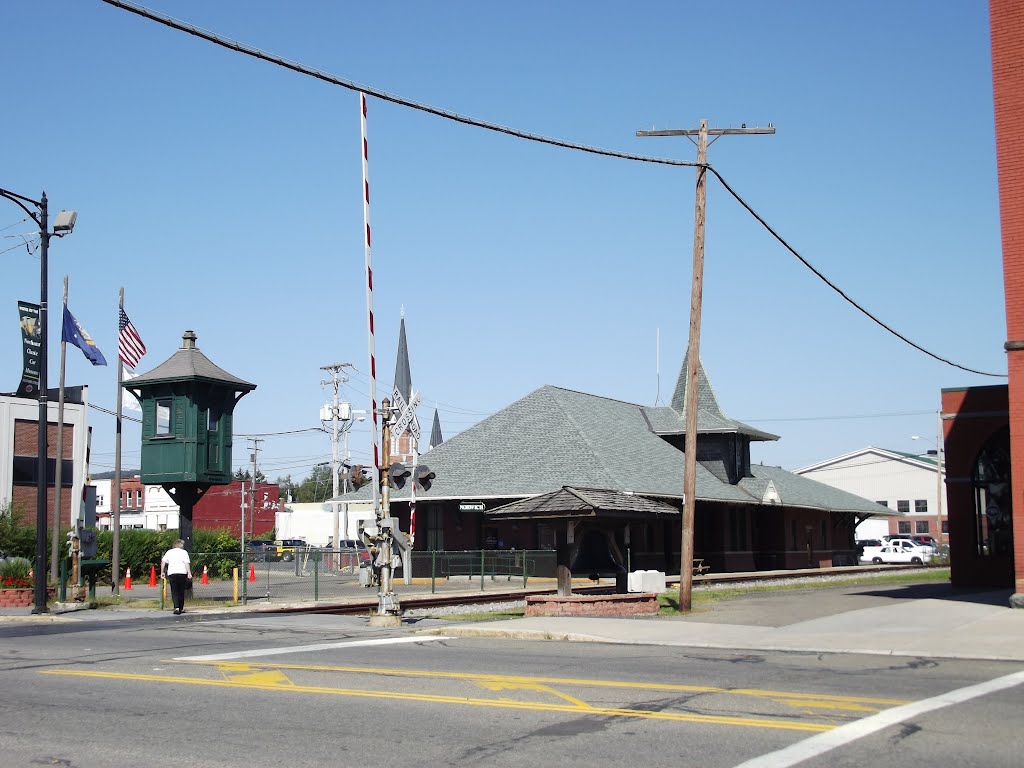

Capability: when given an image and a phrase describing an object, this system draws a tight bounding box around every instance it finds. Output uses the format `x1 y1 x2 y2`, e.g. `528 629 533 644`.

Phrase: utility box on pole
123 330 255 550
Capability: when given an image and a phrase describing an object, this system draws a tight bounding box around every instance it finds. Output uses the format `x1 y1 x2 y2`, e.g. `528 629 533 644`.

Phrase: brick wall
991 0 1024 595
13 419 73 458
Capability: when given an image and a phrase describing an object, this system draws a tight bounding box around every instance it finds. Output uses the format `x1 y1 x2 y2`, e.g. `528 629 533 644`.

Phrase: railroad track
261 564 946 616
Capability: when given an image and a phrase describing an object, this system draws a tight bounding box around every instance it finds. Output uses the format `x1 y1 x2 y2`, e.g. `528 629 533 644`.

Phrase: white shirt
161 547 191 576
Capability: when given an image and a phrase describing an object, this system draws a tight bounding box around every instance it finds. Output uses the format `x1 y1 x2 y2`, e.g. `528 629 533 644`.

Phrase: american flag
118 308 146 370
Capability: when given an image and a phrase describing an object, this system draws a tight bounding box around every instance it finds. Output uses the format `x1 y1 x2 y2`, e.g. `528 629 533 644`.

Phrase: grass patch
655 568 951 616
424 609 526 622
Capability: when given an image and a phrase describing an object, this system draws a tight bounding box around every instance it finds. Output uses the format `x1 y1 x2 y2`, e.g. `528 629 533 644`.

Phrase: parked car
857 539 885 561
336 538 371 567
882 535 936 553
274 539 306 562
862 540 934 565
247 540 277 562
855 539 883 555
912 535 939 549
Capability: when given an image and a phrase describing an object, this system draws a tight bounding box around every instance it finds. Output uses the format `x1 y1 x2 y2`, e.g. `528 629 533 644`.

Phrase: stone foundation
525 593 659 617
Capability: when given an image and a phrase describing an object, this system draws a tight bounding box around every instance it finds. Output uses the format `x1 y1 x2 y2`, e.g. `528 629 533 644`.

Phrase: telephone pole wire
637 120 775 612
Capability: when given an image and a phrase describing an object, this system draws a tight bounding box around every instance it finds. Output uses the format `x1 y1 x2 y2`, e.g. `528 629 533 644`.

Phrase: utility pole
247 438 263 540
637 119 775 611
321 362 353 556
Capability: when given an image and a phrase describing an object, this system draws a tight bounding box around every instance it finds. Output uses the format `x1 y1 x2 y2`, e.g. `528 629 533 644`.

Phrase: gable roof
338 384 891 516
485 486 680 520
795 446 941 475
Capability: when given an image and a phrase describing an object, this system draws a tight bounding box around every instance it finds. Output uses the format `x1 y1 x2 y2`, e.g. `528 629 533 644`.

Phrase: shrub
0 501 36 560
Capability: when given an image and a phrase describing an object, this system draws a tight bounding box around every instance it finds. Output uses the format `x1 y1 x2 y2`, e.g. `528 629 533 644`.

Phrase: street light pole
0 187 76 615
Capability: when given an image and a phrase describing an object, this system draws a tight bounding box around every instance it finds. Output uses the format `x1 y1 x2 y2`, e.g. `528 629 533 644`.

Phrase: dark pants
168 573 188 612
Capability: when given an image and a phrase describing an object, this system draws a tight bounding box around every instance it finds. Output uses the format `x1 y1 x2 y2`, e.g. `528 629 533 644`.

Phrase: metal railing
152 548 559 608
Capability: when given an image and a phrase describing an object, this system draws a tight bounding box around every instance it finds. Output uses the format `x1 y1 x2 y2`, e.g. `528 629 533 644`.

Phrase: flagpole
112 288 124 595
50 275 69 582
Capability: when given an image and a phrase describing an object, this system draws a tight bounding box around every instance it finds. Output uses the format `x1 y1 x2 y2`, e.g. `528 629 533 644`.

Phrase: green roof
337 382 891 517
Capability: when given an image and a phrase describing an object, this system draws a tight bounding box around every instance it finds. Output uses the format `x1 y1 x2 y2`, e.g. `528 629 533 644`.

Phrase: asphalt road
1 602 1022 768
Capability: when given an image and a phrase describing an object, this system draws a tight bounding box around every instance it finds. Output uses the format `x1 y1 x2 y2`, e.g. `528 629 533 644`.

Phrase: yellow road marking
218 663 294 687
473 678 594 709
42 669 833 733
175 660 908 711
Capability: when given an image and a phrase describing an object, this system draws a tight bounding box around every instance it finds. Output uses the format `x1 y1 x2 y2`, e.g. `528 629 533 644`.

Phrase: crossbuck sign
391 390 421 439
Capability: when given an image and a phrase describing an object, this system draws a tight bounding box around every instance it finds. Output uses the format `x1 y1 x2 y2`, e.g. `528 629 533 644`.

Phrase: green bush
0 501 37 560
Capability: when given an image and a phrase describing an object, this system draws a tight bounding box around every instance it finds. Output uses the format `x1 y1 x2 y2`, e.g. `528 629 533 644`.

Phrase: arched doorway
973 426 1014 559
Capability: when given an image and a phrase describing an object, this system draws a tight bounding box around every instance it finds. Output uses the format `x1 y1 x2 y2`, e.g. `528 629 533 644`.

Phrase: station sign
458 501 485 512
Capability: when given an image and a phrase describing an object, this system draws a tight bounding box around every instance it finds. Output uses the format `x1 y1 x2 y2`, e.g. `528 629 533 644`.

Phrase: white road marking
174 635 455 662
732 669 1024 768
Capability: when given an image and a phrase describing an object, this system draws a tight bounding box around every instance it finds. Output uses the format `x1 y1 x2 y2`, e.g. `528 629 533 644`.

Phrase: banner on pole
16 301 41 398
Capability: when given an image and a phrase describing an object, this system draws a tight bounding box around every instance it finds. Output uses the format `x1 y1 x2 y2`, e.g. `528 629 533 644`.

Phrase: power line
99 0 1006 379
235 427 325 437
741 409 933 423
706 166 1005 378
100 0 697 170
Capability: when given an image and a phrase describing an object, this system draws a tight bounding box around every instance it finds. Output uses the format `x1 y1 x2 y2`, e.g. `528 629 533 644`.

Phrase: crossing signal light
388 462 411 489
415 465 436 491
351 464 369 489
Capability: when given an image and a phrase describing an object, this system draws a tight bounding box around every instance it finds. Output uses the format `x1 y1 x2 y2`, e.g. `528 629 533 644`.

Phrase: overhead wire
705 166 1005 378
99 0 698 170
100 0 1004 381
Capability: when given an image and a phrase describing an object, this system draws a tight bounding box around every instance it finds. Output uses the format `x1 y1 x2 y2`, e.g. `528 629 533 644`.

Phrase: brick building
0 392 89 530
942 2 1024 604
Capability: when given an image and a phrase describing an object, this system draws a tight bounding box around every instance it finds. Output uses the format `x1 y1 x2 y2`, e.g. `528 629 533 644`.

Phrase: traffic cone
124 567 132 590
201 565 209 585
149 566 157 587
248 563 256 582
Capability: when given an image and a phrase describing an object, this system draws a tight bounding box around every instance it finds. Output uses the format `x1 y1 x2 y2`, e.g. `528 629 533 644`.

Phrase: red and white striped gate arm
361 92 381 516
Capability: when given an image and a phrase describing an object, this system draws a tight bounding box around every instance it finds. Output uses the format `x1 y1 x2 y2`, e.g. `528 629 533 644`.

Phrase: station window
915 499 928 514
897 500 910 514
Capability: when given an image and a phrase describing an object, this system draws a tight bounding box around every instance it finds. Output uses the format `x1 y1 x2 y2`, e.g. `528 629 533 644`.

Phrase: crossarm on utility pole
636 119 775 612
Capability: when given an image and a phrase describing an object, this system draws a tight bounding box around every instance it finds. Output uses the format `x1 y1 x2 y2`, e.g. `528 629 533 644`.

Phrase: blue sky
1 1 1003 483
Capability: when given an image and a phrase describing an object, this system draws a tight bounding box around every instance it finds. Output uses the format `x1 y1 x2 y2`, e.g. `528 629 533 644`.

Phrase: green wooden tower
123 330 256 550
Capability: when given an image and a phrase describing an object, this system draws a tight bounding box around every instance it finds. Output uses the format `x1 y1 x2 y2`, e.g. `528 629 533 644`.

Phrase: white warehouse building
795 447 947 544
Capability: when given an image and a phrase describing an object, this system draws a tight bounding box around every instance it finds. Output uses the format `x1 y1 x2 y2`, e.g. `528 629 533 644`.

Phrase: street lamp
0 187 77 614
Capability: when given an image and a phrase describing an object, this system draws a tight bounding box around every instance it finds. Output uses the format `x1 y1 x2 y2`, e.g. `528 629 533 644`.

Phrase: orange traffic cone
248 563 256 582
124 567 132 590
201 565 209 585
149 566 157 587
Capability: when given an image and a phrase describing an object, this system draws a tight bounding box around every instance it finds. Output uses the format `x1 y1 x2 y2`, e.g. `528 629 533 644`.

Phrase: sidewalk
4 573 1023 662
431 582 1024 662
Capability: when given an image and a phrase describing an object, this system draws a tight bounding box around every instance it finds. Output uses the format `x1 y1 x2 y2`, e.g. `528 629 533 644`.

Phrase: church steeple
393 309 412 406
428 409 444 450
390 309 418 465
